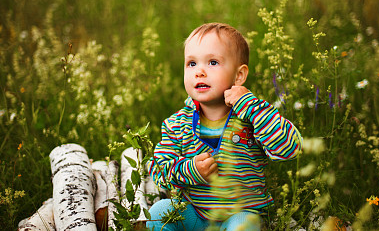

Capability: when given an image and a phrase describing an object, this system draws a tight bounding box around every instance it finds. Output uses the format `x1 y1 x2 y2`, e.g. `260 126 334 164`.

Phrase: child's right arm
147 117 212 189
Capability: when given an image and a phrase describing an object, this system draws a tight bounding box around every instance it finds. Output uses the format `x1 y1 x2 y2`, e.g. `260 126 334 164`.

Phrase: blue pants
146 199 261 231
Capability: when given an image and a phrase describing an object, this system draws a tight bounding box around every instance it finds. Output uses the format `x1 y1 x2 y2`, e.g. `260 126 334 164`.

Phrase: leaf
139 122 150 135
143 207 151 220
125 179 134 191
124 133 141 149
131 169 141 185
109 200 128 215
131 137 142 149
125 180 135 202
144 193 159 203
130 204 141 219
123 155 137 168
142 155 151 166
113 211 123 220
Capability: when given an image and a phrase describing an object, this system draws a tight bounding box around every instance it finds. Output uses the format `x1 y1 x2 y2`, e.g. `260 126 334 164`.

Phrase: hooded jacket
148 92 303 220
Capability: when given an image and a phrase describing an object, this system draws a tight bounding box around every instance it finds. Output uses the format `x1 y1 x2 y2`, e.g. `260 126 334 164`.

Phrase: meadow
1 0 379 229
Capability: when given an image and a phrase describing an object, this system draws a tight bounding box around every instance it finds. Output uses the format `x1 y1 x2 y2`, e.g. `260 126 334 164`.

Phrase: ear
234 64 249 86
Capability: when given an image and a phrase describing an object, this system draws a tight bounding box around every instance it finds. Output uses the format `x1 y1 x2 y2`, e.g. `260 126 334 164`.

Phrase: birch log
121 148 148 221
93 170 108 231
49 144 97 231
18 198 55 231
144 174 160 209
92 160 119 230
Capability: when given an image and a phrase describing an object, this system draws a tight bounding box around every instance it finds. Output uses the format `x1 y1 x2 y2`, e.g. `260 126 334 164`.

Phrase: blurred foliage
1 0 379 229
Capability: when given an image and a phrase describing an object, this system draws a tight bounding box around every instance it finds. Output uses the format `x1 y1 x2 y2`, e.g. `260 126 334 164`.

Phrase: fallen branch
18 198 55 231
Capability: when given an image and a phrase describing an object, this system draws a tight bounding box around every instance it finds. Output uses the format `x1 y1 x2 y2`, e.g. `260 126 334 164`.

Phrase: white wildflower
19 30 28 40
299 163 316 177
356 33 363 43
97 54 106 62
313 193 330 213
10 112 16 122
294 101 303 110
356 79 368 89
372 39 378 47
113 95 123 106
339 87 348 100
322 172 336 186
303 137 326 155
307 100 315 108
273 100 282 108
366 27 374 36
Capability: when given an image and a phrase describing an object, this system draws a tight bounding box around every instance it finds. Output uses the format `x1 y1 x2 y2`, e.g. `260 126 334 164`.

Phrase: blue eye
209 60 218 66
188 61 196 67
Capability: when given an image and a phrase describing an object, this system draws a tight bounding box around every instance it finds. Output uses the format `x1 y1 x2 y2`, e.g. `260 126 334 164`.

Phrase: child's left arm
225 86 303 161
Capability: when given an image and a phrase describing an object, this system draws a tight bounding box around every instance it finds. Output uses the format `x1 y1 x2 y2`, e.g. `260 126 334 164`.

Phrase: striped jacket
147 92 303 220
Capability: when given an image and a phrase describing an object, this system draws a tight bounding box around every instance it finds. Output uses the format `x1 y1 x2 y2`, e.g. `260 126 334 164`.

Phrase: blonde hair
185 23 250 65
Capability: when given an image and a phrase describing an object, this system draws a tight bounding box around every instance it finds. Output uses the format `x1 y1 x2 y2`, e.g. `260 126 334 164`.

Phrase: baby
146 22 303 231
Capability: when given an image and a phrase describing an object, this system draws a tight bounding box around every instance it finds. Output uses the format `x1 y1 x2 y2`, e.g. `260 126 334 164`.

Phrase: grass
1 0 379 229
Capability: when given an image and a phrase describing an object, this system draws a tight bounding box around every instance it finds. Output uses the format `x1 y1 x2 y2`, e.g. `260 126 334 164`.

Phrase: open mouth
195 83 210 89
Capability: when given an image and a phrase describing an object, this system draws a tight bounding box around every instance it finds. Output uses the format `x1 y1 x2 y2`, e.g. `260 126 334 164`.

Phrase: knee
148 199 174 218
223 212 261 231
235 213 261 231
146 199 174 231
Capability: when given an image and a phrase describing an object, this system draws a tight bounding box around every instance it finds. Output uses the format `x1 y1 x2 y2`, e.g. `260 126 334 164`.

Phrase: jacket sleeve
147 116 208 190
232 92 303 161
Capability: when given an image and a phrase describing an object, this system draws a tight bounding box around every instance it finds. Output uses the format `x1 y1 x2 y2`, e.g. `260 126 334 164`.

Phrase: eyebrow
184 54 224 60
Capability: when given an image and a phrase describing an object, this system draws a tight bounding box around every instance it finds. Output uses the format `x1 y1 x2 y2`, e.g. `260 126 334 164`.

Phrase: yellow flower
20 87 25 93
366 195 379 205
341 51 348 57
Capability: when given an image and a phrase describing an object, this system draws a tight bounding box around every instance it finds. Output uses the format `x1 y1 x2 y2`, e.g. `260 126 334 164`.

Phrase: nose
195 67 206 78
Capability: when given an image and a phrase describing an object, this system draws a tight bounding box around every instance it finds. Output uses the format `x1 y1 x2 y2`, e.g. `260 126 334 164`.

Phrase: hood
184 96 200 112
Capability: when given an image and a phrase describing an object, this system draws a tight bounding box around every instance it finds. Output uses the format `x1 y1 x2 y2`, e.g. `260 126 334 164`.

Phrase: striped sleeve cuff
232 92 257 121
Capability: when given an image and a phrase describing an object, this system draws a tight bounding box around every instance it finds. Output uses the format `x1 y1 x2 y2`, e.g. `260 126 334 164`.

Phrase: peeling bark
92 160 119 230
93 170 108 231
18 198 55 231
49 144 97 231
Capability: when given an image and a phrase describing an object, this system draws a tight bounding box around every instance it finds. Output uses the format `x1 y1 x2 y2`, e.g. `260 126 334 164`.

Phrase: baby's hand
224 86 249 107
195 152 218 182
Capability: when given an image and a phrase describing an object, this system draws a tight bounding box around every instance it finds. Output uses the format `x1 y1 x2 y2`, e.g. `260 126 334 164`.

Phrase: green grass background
1 0 379 229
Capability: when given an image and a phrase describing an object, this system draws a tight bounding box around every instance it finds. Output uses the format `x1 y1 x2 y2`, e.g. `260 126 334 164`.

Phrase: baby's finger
202 156 215 166
209 162 218 173
196 152 210 161
224 89 232 98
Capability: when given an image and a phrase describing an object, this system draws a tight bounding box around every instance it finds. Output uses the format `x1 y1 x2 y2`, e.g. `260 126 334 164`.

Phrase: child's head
184 23 250 107
185 23 250 66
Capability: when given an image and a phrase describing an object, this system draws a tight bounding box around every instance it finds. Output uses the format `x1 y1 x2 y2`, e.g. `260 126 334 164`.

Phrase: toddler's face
184 32 240 107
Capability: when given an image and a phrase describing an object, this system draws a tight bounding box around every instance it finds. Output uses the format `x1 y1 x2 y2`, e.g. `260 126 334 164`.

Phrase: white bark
121 148 148 221
92 160 119 230
92 169 107 212
106 160 119 228
144 174 160 209
18 198 55 231
49 144 97 231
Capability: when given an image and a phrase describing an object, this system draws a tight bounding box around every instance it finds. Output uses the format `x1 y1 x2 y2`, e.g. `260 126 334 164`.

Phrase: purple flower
329 92 334 108
315 86 319 110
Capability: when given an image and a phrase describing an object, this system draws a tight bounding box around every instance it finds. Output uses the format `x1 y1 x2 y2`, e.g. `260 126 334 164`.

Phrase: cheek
183 76 191 90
